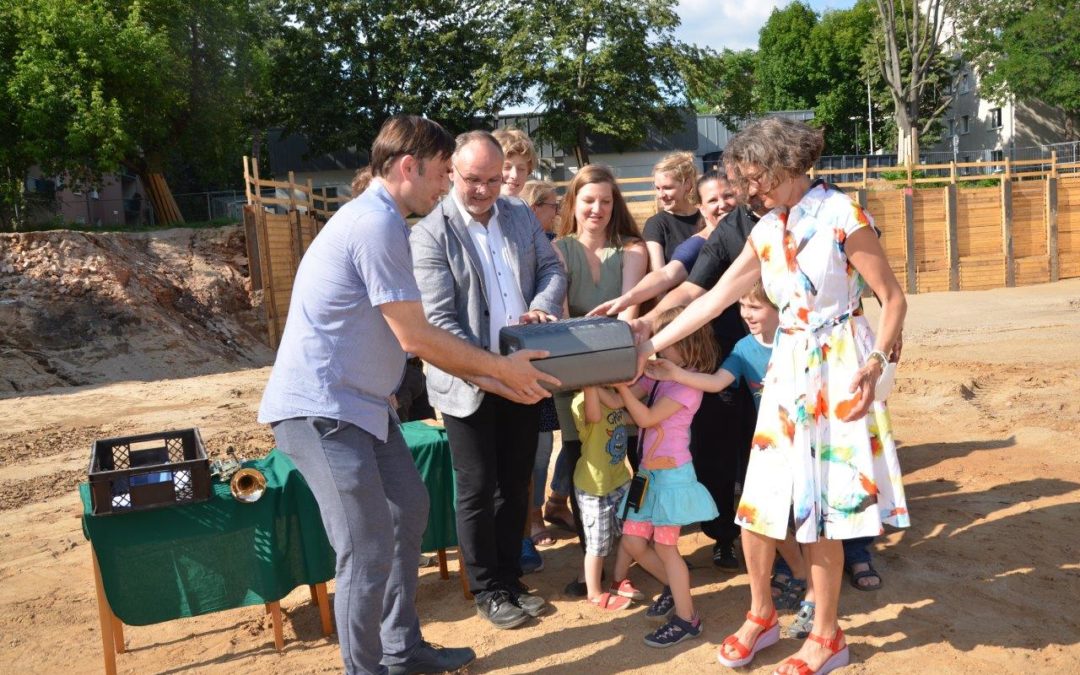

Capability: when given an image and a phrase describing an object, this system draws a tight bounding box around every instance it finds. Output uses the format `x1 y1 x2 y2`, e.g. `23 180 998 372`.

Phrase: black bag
621 380 661 520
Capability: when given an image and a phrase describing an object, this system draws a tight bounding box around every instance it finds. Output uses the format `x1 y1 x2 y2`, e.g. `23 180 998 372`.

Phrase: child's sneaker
609 578 644 601
645 587 675 622
785 601 815 639
643 614 702 648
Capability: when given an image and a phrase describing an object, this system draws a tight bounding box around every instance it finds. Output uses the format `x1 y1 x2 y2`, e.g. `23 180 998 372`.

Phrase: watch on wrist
868 349 888 370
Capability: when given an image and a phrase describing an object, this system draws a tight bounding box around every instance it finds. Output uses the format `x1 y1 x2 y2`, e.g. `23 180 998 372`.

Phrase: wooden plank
1048 177 1059 282
255 208 280 348
1002 176 1015 287
904 188 916 294
243 206 262 291
946 184 959 290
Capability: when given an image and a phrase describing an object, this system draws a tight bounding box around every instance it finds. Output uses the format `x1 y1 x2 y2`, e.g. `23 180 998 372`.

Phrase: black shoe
645 587 675 623
476 590 530 629
563 578 587 597
386 640 476 675
712 542 739 570
508 586 547 617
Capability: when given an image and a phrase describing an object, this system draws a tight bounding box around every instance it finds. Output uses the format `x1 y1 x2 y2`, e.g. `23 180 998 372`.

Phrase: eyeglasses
742 169 774 191
538 200 561 209
453 164 503 191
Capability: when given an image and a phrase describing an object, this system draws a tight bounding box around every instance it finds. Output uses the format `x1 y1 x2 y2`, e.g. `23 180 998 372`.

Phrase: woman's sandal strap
775 657 814 675
807 627 845 652
745 609 777 629
720 635 750 659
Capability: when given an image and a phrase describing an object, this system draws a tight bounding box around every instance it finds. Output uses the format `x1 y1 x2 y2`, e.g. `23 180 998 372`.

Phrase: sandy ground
1 279 1078 674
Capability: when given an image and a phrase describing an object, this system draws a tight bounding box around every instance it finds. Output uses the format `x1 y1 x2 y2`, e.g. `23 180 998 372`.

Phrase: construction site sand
0 230 1077 672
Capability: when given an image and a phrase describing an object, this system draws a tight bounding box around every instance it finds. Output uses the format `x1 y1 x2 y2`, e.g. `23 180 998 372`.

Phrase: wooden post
287 171 298 212
861 158 869 189
92 547 118 675
1048 173 1059 283
243 156 253 205
903 187 917 294
946 184 959 291
1002 159 1015 287
457 547 473 600
437 548 449 580
256 209 281 348
906 162 914 188
949 161 957 185
313 582 333 636
265 601 285 653
251 157 263 208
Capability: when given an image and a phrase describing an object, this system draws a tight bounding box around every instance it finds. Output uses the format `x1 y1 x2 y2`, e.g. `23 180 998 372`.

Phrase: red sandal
772 627 850 675
716 609 780 668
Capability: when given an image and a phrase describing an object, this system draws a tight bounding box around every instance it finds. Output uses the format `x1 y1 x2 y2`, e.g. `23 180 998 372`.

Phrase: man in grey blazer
411 130 566 629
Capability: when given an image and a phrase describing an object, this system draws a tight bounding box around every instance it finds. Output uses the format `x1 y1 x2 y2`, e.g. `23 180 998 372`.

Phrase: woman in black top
642 151 701 271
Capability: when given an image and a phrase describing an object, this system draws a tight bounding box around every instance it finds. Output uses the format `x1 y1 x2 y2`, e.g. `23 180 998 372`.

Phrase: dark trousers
692 383 755 546
442 394 540 596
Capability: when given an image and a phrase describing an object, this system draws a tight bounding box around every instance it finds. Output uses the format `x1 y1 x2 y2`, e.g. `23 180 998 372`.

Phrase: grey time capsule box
499 316 638 392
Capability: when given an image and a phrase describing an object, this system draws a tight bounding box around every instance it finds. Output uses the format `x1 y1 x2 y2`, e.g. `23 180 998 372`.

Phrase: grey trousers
272 417 430 675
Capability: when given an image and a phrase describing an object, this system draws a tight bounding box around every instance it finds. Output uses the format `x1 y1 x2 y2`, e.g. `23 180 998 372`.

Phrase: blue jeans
273 417 429 675
774 536 875 577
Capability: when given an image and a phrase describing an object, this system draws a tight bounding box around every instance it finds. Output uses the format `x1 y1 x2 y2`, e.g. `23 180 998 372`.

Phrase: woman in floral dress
636 117 908 675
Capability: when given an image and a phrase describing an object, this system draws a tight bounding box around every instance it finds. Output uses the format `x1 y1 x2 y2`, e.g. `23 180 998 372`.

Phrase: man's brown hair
370 115 455 178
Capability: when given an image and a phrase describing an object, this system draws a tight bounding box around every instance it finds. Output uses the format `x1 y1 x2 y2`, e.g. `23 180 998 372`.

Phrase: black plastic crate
87 428 212 515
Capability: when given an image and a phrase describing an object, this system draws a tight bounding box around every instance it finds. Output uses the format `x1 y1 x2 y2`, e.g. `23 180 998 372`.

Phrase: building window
947 118 955 136
991 149 1004 162
990 107 1003 129
959 72 972 94
960 115 970 135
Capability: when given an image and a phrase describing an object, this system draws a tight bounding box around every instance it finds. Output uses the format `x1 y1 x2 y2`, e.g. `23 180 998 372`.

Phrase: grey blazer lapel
444 200 488 299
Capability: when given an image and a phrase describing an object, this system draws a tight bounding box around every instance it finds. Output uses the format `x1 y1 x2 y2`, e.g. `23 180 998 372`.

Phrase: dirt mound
0 226 273 395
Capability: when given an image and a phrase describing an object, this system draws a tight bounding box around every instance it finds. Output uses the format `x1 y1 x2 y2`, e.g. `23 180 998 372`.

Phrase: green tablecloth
80 449 335 626
400 421 457 552
80 424 457 626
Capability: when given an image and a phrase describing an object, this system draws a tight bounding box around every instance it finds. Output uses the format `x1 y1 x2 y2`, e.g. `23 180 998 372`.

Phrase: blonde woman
643 151 701 272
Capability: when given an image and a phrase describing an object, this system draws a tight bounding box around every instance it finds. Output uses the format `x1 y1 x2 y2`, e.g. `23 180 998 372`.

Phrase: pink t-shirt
635 375 703 470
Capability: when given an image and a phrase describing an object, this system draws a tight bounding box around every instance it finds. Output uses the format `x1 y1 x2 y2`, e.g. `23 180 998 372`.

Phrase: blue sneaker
646 586 675 622
520 537 544 574
643 614 702 648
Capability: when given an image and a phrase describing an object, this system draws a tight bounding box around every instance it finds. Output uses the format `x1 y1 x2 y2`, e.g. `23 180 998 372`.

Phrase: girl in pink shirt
602 306 720 648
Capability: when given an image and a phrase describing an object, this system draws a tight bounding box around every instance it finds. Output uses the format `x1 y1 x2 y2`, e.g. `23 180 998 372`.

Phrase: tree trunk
573 123 590 167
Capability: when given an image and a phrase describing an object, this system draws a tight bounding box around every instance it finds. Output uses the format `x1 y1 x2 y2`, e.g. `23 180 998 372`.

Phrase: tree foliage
0 0 275 221
496 0 688 166
680 47 758 129
953 0 1080 140
274 0 512 156
755 2 819 111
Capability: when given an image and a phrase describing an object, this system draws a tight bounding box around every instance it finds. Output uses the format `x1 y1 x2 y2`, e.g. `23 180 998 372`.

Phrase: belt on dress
778 306 863 335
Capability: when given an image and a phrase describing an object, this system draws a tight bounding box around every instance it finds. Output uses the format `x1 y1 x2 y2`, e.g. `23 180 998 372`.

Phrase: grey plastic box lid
499 317 638 392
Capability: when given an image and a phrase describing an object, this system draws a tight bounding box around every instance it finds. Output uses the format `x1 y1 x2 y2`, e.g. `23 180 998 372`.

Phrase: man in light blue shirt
259 116 558 675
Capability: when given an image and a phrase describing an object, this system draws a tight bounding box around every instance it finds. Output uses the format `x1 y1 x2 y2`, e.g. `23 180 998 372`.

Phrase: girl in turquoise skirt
599 307 720 649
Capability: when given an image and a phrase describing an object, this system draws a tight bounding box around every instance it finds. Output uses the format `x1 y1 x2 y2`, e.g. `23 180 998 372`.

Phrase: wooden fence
242 155 1080 347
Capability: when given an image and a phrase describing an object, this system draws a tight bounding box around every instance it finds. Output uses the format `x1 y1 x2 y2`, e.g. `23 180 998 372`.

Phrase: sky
674 0 857 51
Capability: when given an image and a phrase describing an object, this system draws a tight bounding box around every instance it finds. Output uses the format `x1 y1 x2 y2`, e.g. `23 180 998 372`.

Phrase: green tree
274 0 512 156
496 0 688 166
1 0 277 229
954 0 1080 140
755 2 819 111
804 1 879 154
680 47 758 130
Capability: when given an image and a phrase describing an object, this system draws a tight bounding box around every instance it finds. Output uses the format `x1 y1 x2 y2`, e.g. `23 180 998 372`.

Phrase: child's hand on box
645 357 681 381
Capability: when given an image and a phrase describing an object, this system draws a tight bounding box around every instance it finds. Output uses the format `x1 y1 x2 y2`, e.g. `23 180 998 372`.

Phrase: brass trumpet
230 467 267 503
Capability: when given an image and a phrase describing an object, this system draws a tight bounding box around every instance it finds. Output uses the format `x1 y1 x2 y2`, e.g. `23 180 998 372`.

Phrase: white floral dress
735 182 910 543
